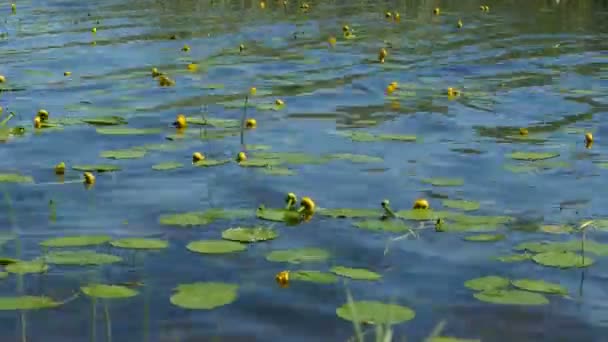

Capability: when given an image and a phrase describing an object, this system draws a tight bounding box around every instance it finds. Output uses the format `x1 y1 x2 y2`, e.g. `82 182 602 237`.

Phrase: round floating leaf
0 296 60 310
377 134 417 142
187 240 246 254
185 117 239 128
72 164 121 172
515 239 608 255
44 251 122 265
160 212 213 226
473 290 549 306
330 266 381 280
40 235 111 248
170 282 238 310
532 251 593 268
81 284 138 299
110 238 168 250
0 257 18 266
96 127 161 135
0 272 7 279
238 159 282 168
152 162 184 171
221 227 278 243
327 153 383 163
396 210 454 221
266 248 330 264
511 279 567 295
464 276 510 292
194 159 231 167
0 173 33 183
464 234 505 242
540 225 573 234
353 220 411 233
252 152 327 165
100 149 146 159
256 207 301 224
82 116 127 126
6 261 48 274
508 151 559 161
496 254 531 263
318 208 381 219
292 270 338 284
336 301 415 325
421 178 464 187
259 167 296 176
442 199 480 211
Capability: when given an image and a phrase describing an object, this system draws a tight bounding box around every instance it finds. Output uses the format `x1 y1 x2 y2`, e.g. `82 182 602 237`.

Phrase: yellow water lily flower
33 116 42 129
182 44 190 52
84 172 96 185
275 99 285 106
433 7 440 15
394 12 400 22
386 84 396 95
187 63 199 72
54 162 66 175
158 75 175 87
285 192 297 210
457 19 463 28
11 3 16 12
64 71 72 76
342 25 350 33
385 11 392 19
245 118 257 129
413 198 430 209
0 75 6 83
250 87 257 96
585 132 593 149
328 36 336 47
276 270 289 287
239 44 245 53
300 3 309 10
260 1 266 9
192 152 205 163
481 5 490 11
236 152 247 163
519 128 529 136
173 114 187 129
151 68 162 77
298 197 316 215
390 81 398 89
447 87 460 97
378 48 387 63
37 109 49 121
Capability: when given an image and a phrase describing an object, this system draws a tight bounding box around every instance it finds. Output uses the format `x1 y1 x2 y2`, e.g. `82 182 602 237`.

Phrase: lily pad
511 279 567 295
44 251 122 265
170 282 238 310
422 178 464 187
464 276 510 291
336 301 415 325
252 152 327 165
96 127 161 135
194 159 231 167
442 199 480 211
353 220 411 233
100 149 146 159
474 289 549 305
496 254 532 263
221 227 278 243
6 261 48 274
291 270 338 284
81 284 138 299
396 210 454 221
258 167 296 176
40 235 111 248
532 251 593 268
186 117 240 128
152 162 184 171
377 134 418 142
540 225 573 234
72 164 121 172
429 337 481 342
464 234 505 242
256 207 301 223
0 173 33 183
326 153 383 163
0 272 7 279
515 239 608 255
318 208 381 219
508 151 559 161
82 116 127 126
186 240 246 254
0 296 60 310
330 266 381 280
159 209 251 227
340 131 417 143
110 238 168 250
238 159 282 168
266 248 330 264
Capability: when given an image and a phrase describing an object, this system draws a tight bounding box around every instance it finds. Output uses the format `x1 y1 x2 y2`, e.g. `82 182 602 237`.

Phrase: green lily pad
258 167 296 176
0 296 60 310
0 258 18 266
82 116 127 126
159 209 251 227
291 270 338 284
515 239 608 255
340 131 417 143
353 220 411 233
326 153 383 163
464 234 505 242
238 159 282 168
152 162 184 171
442 199 480 211
256 103 284 112
221 227 278 243
429 337 480 342
474 289 548 305
81 284 138 299
540 225 573 234
532 251 593 268
170 282 238 310
336 301 415 325
256 207 301 223
396 210 454 221
0 272 7 279
496 254 532 263
186 240 246 254
72 164 121 172
511 279 567 295
464 276 510 291
194 159 231 167
377 134 418 142
6 261 48 274
100 149 146 159
421 178 464 187
110 238 168 250
96 127 161 135
330 266 381 280
186 117 239 128
252 152 327 165
40 235 111 248
318 208 381 219
0 173 33 183
508 151 560 161
266 248 330 264
44 251 122 266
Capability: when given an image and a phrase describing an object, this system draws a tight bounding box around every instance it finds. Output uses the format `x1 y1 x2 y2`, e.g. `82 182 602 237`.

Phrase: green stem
240 95 249 146
103 300 112 342
0 112 14 126
92 298 97 342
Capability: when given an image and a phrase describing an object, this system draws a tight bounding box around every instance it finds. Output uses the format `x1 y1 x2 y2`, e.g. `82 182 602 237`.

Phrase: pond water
1 0 607 341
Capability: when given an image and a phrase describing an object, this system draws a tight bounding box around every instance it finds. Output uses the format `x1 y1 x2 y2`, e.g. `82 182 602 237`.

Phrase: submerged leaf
40 235 111 248
473 290 549 305
336 301 415 325
187 240 246 254
81 284 138 299
464 276 510 292
266 248 330 264
170 282 238 309
330 266 381 280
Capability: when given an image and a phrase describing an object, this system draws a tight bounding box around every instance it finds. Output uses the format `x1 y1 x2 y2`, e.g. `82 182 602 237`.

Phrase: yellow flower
33 116 42 129
585 132 593 149
298 197 316 216
37 109 49 121
385 11 392 19
275 99 285 106
390 81 398 89
91 27 97 33
413 198 430 209
457 19 463 28
0 75 6 83
481 5 490 11
285 192 297 210
187 63 199 72
83 172 96 185
192 152 205 163
276 270 290 287
386 84 396 95
64 71 72 76
182 44 190 52
447 87 460 97
173 114 187 129
245 118 257 129
54 162 66 175
394 12 400 22
328 36 336 47
342 25 350 33
158 75 175 87
11 3 16 12
519 128 529 136
433 7 440 15
260 1 266 9
378 48 387 63
151 68 162 77
236 151 247 162
250 87 257 96
300 3 309 10
239 44 246 53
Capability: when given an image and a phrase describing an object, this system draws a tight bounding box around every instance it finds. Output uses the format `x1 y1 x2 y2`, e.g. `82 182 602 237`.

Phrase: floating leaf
186 117 239 128
221 227 278 243
100 149 146 159
377 134 417 142
96 127 161 135
291 270 338 284
540 225 573 234
81 284 138 299
421 178 464 187
170 282 238 310
464 276 510 291
0 173 33 183
0 296 60 310
110 238 168 250
496 254 531 263
442 199 480 211
258 167 296 176
238 159 282 168
44 251 122 265
252 152 326 165
508 151 559 161
194 159 231 167
340 131 416 143
266 248 330 264
330 266 381 280
353 220 411 233
511 279 567 295
336 301 415 325
326 153 383 163
159 209 251 227
396 210 454 221
40 235 111 248
0 272 7 279
474 289 549 305
256 207 301 223
72 164 121 172
515 239 608 255
0 258 18 266
318 208 381 219
6 261 48 274
429 337 481 342
532 251 593 268
464 234 505 242
186 240 246 254
152 162 184 171
82 116 127 126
